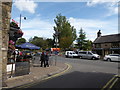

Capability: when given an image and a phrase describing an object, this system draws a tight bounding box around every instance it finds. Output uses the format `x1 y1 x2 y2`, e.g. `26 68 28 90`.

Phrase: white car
65 51 78 58
104 54 120 62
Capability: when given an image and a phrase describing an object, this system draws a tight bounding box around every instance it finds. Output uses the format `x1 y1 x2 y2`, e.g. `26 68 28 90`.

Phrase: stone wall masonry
101 43 111 49
0 1 12 88
0 1 2 89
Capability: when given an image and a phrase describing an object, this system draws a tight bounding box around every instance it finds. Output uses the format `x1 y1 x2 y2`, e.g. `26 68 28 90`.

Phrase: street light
19 14 26 28
54 30 60 66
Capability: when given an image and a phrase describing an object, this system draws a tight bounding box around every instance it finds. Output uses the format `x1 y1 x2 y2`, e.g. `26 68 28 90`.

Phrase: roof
93 34 120 44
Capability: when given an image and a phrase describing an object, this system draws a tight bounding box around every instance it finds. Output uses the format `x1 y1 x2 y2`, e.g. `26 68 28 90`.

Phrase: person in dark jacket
40 51 46 67
45 52 49 67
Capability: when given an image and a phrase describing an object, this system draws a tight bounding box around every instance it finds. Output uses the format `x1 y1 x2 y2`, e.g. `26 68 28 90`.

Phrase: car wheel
107 58 111 62
92 57 96 60
80 56 82 59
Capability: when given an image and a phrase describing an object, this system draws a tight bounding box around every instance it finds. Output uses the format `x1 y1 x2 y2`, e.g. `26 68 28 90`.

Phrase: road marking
13 63 72 89
115 75 120 78
109 78 118 89
101 75 116 90
101 74 119 90
43 63 72 80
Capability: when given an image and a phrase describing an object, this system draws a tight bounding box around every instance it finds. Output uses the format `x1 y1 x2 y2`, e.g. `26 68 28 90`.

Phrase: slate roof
93 34 120 44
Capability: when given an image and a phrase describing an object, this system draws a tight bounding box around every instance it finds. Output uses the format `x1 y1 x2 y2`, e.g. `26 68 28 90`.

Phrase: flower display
9 40 15 45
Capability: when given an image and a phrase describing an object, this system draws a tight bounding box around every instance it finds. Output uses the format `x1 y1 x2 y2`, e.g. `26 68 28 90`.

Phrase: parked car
78 51 100 60
104 54 120 62
65 51 79 58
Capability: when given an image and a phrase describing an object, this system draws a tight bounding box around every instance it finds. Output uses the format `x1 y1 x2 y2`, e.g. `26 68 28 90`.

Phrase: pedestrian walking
45 52 49 67
40 51 46 67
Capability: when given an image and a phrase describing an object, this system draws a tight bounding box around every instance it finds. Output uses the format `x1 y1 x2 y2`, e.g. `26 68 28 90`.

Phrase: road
17 56 120 89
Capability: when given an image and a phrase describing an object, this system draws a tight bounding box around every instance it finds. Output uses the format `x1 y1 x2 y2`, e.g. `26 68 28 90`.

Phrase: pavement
4 61 68 89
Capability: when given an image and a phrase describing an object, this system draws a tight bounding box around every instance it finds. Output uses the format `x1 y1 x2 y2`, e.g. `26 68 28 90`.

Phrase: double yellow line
101 75 119 90
43 63 72 81
13 63 72 89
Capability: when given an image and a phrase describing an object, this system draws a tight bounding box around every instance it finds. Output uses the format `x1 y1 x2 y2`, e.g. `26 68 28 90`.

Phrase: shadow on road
20 71 115 89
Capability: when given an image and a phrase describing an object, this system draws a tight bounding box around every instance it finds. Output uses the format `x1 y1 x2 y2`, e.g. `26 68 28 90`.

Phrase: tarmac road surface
22 71 115 88
12 56 119 89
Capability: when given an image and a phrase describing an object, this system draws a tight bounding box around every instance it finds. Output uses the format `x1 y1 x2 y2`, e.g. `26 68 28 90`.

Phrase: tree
83 40 92 50
46 38 54 48
53 14 77 50
77 28 92 50
29 36 53 50
16 38 26 45
77 28 86 50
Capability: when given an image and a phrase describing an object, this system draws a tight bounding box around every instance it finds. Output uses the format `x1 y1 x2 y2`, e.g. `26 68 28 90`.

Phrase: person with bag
40 51 46 67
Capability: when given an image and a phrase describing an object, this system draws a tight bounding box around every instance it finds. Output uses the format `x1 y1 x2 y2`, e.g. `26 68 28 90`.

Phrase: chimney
97 30 101 37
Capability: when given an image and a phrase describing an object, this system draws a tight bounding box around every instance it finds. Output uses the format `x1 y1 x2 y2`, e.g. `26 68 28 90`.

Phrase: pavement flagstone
4 62 67 88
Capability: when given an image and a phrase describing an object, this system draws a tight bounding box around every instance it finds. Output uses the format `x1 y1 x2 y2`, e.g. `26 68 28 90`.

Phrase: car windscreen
91 51 97 54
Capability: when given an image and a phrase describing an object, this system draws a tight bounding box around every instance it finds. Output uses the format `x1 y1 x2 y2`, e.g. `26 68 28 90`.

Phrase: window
112 43 120 48
95 44 101 48
88 52 92 55
79 52 86 54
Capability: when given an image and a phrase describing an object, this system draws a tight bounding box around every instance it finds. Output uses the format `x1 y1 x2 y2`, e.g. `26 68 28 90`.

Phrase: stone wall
0 1 12 88
101 43 111 49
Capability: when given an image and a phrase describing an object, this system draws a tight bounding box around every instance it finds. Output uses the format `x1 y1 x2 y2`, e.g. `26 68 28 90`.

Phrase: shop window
112 43 119 48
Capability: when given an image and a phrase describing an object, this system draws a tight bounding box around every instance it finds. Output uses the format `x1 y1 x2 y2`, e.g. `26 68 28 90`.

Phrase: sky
11 0 119 41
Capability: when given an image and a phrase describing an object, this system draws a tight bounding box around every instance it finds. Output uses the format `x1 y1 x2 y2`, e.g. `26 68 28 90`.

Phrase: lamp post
54 30 60 66
19 14 26 28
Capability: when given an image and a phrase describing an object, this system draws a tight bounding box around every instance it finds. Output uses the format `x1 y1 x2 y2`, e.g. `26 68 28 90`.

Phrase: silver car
78 51 100 60
104 54 120 62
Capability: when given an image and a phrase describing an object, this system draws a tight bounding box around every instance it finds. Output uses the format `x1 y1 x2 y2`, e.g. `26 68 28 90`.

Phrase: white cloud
106 6 118 16
87 0 119 6
22 29 54 41
86 0 119 16
68 17 118 41
14 17 117 42
20 17 54 41
20 17 117 42
14 0 37 14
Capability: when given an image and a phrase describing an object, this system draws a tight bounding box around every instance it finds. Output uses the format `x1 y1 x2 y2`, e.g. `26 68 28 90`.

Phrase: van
65 51 78 58
78 51 100 60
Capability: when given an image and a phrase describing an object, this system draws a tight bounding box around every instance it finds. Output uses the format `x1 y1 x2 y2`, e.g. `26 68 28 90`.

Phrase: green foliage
29 36 53 50
81 40 92 51
54 14 77 50
16 38 26 45
85 40 92 50
77 28 86 50
46 38 54 48
77 28 92 50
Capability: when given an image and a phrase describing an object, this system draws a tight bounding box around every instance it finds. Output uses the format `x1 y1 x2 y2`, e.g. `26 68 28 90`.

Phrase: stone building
0 1 12 87
92 30 120 57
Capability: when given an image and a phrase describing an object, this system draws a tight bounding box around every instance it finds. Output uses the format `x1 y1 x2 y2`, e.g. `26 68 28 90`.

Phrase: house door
104 50 109 55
